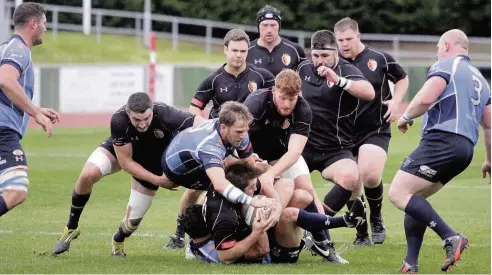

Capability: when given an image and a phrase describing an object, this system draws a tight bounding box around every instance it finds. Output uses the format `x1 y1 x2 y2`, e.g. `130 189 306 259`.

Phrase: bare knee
288 189 312 209
280 207 299 224
76 163 104 192
388 182 406 210
360 169 382 188
335 172 358 191
2 190 27 208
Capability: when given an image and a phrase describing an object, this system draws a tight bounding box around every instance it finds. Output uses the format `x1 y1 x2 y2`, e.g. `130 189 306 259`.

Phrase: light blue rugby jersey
421 55 491 144
0 34 35 137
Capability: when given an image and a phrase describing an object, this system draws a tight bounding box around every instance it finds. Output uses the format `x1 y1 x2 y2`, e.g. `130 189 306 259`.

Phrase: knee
79 164 103 187
280 207 299 224
10 190 27 206
388 183 404 209
290 189 313 209
360 169 381 188
335 172 358 191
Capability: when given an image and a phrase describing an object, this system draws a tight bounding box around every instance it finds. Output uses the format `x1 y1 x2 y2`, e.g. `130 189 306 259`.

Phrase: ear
224 46 228 55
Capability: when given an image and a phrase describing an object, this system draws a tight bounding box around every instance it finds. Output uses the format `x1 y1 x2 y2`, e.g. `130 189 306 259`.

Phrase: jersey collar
10 34 27 46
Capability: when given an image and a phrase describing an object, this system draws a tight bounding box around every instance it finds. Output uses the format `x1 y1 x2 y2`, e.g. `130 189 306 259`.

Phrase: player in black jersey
298 29 375 253
247 5 306 76
166 29 275 250
189 29 274 119
335 18 409 245
53 93 201 256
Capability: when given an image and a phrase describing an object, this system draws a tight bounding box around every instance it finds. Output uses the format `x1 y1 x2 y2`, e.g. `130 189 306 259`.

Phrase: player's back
422 56 491 145
0 35 34 137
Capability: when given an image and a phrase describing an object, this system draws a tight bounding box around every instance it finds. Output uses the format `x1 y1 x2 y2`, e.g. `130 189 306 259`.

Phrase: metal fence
4 2 491 67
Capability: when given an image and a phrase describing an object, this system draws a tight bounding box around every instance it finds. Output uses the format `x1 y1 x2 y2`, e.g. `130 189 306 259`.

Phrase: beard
32 37 43 46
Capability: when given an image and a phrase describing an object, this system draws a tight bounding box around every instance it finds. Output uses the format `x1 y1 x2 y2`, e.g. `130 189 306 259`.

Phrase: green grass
31 31 225 63
0 124 489 273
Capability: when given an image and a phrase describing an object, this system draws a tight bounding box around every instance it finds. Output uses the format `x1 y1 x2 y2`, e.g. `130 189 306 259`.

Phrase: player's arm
217 230 266 264
481 103 491 179
113 143 162 186
319 65 374 100
189 74 215 118
402 76 447 121
0 64 38 117
243 232 270 261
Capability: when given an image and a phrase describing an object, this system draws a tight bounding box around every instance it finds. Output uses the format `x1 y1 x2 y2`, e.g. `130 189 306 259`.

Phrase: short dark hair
311 30 337 50
219 101 252 127
127 92 152 113
13 2 46 28
182 204 209 239
334 17 359 33
225 163 262 191
224 29 250 47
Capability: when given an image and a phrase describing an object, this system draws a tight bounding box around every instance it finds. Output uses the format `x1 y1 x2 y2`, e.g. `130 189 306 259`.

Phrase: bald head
436 29 469 60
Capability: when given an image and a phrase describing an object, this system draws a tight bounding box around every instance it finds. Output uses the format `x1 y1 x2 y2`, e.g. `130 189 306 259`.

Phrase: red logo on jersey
281 119 291 129
282 53 291 66
248 81 257 93
368 59 378 71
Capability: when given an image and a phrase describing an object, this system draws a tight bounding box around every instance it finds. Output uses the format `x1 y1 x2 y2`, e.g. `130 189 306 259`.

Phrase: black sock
404 213 426 266
304 200 329 242
365 182 383 218
405 195 456 240
67 190 91 230
0 196 8 217
297 209 347 232
113 224 132 242
323 184 352 215
175 213 185 238
347 197 368 237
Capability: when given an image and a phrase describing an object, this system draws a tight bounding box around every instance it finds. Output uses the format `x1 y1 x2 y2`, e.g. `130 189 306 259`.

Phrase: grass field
0 124 489 274
31 31 225 64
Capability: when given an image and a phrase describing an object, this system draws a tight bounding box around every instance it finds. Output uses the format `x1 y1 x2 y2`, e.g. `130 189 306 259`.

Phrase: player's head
13 2 47 47
437 29 469 60
219 101 253 146
310 30 339 69
225 162 262 196
256 5 281 44
273 69 301 116
334 17 362 60
182 204 209 240
224 29 250 69
126 92 153 133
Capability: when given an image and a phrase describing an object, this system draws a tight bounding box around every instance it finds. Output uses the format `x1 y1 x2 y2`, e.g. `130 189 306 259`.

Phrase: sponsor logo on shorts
402 157 414 167
209 158 223 165
154 129 164 139
418 165 437 178
12 149 24 156
0 157 6 166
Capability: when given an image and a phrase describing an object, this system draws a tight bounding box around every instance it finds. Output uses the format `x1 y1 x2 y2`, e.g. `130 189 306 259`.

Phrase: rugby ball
241 195 271 227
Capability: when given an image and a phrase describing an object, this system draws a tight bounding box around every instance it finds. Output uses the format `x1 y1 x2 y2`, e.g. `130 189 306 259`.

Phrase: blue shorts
399 131 473 184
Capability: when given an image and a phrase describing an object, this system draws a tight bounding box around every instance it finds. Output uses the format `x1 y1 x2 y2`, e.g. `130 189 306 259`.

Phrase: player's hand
252 208 271 234
482 161 491 183
317 66 339 84
39 108 60 124
382 99 400 123
155 175 178 191
397 117 413 134
34 112 53 137
250 197 275 209
263 201 281 229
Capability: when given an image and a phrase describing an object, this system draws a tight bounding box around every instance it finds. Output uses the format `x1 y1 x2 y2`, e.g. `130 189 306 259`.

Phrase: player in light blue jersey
0 3 59 218
388 29 491 273
161 101 279 219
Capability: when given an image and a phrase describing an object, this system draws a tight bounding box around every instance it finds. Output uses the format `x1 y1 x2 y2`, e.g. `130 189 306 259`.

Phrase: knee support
121 189 154 234
87 148 113 176
0 168 29 194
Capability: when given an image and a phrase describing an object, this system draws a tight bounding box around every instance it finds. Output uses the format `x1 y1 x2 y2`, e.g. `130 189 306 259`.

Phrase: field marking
0 230 489 248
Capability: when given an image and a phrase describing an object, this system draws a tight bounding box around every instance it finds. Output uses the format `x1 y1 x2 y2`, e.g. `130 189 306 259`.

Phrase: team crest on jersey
281 119 291 129
368 59 377 71
154 129 164 139
248 81 257 93
282 53 291 66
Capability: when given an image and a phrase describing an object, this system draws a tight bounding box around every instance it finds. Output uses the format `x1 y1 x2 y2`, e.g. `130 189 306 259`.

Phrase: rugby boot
353 233 371 246
54 226 81 254
397 261 419 273
344 197 366 228
370 215 387 244
440 234 470 271
112 234 127 257
164 234 184 249
304 236 349 264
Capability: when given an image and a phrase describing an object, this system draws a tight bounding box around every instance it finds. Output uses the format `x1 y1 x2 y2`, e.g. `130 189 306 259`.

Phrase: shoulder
248 64 273 77
248 39 259 50
281 38 305 56
296 97 312 115
297 60 313 72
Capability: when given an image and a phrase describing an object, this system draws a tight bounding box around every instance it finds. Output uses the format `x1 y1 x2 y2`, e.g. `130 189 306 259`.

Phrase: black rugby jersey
339 46 407 138
247 38 306 76
298 59 366 151
191 63 274 119
243 88 312 161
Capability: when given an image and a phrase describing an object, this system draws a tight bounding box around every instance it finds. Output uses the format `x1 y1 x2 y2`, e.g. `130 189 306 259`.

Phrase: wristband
336 77 352 90
402 114 414 125
223 184 253 205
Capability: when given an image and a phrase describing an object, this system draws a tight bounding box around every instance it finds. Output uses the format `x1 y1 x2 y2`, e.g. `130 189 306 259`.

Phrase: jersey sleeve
259 68 275 89
243 89 268 125
427 59 453 84
159 104 195 131
110 113 131 146
383 52 407 83
198 139 226 170
191 73 216 110
209 208 240 251
341 64 366 81
292 100 312 136
235 133 253 159
1 41 30 76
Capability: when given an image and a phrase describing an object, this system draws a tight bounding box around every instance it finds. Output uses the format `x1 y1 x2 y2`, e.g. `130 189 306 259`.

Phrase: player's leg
389 133 474 272
165 189 203 250
0 168 29 216
111 177 157 257
356 134 390 245
54 145 120 254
